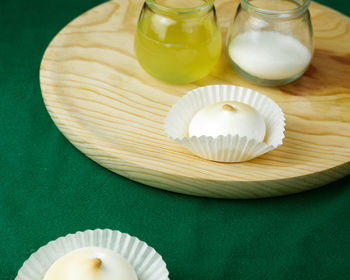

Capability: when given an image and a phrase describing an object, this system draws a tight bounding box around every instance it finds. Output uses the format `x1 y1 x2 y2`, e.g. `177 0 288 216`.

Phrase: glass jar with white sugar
226 0 313 86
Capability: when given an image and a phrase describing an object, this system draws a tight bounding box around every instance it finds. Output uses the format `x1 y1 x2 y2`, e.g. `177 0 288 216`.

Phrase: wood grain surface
40 0 350 198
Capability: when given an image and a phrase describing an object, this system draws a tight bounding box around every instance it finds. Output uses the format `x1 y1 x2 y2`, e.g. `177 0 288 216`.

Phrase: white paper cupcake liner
165 85 285 162
15 229 169 280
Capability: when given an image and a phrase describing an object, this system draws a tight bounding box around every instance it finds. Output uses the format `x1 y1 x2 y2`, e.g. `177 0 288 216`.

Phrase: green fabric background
0 0 349 279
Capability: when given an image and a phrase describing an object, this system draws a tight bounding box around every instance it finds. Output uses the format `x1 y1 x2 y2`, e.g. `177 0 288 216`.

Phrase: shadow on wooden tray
280 48 350 96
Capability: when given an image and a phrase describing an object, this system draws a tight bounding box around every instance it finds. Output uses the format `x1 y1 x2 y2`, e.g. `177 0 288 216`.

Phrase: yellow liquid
134 13 222 84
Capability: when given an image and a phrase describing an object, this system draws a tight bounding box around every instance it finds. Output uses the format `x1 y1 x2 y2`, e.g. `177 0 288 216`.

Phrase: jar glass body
134 0 222 84
226 0 313 86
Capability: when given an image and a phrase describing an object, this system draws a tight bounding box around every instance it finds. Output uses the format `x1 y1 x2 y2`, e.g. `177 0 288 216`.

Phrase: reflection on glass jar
134 0 222 84
226 0 314 86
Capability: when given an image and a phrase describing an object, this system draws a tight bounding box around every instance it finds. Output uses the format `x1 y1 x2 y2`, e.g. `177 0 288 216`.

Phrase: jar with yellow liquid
134 0 222 84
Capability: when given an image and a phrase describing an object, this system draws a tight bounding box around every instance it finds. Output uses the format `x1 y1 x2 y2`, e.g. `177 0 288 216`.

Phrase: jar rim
241 0 311 17
145 0 215 15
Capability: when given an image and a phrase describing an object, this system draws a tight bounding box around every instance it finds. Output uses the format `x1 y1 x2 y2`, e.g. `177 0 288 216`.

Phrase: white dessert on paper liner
164 85 285 162
43 247 137 280
15 229 169 280
188 101 266 142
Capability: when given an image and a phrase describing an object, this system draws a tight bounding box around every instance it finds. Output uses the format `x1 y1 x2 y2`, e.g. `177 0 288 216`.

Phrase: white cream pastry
43 247 138 280
188 101 266 142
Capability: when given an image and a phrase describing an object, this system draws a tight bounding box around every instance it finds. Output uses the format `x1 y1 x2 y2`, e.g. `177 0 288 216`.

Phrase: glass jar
134 0 222 84
226 0 313 86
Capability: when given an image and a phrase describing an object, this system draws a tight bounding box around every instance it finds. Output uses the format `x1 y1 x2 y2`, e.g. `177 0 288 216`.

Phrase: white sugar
228 31 311 80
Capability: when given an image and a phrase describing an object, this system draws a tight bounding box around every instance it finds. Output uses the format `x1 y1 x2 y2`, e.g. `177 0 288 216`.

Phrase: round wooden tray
40 0 350 198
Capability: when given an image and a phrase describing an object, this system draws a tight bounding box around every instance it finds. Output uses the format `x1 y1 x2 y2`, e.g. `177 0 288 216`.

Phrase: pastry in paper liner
164 85 285 162
15 229 169 280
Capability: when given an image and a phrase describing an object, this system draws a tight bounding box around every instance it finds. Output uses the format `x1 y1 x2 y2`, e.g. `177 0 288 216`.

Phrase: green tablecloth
1 0 349 279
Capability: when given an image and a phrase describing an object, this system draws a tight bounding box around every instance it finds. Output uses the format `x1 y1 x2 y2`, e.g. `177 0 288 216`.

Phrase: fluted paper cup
165 85 285 162
15 229 169 280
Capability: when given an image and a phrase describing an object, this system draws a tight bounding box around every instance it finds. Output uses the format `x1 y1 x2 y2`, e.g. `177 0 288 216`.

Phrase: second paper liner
15 229 169 280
